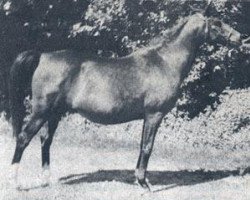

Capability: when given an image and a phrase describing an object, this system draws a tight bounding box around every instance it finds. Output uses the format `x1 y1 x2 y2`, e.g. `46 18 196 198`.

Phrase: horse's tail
9 50 41 137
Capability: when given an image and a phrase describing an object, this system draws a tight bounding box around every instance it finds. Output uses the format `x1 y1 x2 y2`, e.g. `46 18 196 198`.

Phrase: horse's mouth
240 36 250 50
242 36 250 44
241 43 250 49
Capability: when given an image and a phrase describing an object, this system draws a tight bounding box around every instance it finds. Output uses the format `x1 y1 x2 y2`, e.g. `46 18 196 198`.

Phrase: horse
9 11 243 190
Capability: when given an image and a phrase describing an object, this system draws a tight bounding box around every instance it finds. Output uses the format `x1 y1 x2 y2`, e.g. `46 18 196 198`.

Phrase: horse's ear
204 0 212 17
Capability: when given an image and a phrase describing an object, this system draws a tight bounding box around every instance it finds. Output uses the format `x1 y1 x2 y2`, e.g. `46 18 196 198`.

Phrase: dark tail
9 50 41 137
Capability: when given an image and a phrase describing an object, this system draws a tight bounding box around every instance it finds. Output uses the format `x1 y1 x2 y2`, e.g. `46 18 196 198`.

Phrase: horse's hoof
239 167 250 176
39 180 51 188
41 182 50 188
40 169 51 187
136 178 151 191
8 179 20 190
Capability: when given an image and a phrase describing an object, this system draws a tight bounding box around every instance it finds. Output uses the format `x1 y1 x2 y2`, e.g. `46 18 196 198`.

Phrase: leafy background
0 0 249 124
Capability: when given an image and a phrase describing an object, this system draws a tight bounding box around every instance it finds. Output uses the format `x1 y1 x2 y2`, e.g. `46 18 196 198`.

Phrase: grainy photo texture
0 0 249 199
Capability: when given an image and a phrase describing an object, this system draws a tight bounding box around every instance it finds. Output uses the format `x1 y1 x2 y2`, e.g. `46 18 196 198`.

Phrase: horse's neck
160 22 203 81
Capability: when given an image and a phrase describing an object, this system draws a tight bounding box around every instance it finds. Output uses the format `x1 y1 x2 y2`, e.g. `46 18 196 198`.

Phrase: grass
0 88 249 199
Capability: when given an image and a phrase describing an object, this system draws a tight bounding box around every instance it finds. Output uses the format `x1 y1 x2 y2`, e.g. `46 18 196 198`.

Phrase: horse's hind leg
11 112 47 188
135 112 163 190
40 115 60 186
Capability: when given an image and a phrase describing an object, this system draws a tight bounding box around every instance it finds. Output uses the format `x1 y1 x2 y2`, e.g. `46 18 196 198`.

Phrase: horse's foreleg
135 112 163 190
40 116 59 186
11 114 47 188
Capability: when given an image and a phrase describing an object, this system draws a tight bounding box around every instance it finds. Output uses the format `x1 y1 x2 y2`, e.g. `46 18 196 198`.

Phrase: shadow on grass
59 169 239 190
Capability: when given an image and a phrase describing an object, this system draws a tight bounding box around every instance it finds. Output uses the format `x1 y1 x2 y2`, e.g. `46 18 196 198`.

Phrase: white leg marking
9 164 20 189
41 164 51 186
135 168 146 180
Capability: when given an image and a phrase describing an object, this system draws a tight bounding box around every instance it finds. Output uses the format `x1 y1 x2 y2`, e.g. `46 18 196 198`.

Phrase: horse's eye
214 21 222 28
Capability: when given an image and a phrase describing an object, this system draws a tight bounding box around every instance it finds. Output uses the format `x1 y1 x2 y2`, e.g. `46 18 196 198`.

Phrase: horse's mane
149 16 189 47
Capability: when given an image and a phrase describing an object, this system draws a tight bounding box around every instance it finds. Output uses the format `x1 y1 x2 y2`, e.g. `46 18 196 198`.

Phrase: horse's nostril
241 34 250 43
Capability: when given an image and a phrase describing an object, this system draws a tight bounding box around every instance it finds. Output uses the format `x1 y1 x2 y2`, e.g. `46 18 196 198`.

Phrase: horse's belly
73 102 144 124
66 64 144 124
79 108 143 124
68 91 144 124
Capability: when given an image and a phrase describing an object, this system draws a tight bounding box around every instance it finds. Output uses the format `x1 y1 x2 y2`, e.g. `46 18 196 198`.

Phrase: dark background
0 0 249 118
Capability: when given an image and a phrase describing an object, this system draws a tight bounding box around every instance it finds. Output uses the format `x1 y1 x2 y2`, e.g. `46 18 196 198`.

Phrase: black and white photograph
0 0 249 199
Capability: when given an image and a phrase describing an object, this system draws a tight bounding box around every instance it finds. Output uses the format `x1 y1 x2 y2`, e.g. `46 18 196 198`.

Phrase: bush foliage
0 0 249 118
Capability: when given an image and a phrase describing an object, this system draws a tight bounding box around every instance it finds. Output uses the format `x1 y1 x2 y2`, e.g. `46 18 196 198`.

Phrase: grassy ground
0 88 249 199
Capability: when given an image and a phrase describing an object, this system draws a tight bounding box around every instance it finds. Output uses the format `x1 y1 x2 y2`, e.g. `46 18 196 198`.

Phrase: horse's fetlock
135 169 146 180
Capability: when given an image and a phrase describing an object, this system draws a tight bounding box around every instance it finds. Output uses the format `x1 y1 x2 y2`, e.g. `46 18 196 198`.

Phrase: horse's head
188 1 242 46
206 18 242 46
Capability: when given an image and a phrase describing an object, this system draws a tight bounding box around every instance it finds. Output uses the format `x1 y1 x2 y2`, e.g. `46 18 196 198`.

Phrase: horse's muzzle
241 35 250 50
